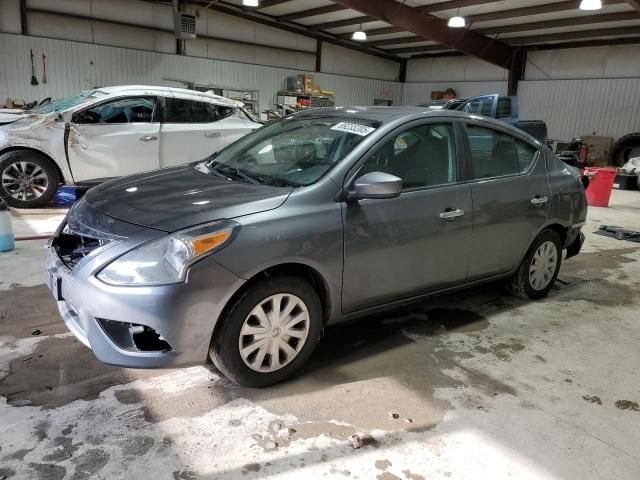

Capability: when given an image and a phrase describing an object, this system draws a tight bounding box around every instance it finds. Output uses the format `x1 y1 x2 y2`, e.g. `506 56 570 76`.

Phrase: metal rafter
367 11 639 47
278 4 344 22
626 0 640 11
330 0 515 67
193 1 403 61
392 25 640 55
311 0 495 31
256 0 293 9
338 0 628 38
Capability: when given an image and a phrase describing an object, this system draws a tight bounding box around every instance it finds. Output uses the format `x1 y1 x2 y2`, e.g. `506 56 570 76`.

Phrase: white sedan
0 85 262 208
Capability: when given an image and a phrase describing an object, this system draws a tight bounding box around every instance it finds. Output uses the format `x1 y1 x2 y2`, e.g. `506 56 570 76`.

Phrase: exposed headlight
97 220 238 286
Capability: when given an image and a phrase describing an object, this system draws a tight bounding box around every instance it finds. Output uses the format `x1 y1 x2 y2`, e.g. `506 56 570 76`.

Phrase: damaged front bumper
45 207 246 369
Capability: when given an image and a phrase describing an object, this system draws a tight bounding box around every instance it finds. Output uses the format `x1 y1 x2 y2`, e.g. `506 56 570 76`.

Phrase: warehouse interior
0 0 639 479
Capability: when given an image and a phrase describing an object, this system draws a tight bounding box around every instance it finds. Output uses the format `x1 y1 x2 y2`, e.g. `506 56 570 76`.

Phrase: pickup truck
442 94 548 144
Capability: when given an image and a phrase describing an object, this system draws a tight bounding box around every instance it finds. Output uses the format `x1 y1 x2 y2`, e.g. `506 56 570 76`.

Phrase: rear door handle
204 131 220 138
530 196 549 205
140 135 158 142
440 208 465 220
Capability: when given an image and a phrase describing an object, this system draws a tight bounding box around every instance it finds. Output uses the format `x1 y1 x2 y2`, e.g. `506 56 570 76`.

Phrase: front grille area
53 224 113 268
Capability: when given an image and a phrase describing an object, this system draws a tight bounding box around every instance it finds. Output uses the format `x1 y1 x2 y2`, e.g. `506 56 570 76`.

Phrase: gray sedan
46 107 587 387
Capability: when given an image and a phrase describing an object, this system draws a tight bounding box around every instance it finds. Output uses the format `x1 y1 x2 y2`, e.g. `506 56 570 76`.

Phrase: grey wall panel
0 33 402 112
519 79 640 141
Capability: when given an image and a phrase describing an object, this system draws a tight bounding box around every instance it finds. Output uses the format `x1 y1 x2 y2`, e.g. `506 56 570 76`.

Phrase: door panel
465 125 550 278
342 121 472 313
342 185 473 312
67 96 159 181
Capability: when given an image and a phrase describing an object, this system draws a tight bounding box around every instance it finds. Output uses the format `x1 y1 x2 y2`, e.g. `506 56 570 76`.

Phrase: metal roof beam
368 11 638 46
626 0 640 12
278 4 344 22
331 0 515 67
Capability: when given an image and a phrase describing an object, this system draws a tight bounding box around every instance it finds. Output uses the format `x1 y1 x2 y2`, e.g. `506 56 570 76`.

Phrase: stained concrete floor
1 190 639 480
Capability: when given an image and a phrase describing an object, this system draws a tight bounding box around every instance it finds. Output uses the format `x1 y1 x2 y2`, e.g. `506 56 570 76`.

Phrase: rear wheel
507 230 562 300
210 276 322 387
0 150 59 208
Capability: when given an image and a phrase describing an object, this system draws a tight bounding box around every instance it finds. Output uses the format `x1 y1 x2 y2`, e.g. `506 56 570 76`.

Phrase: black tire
0 150 59 208
210 276 322 388
507 230 562 300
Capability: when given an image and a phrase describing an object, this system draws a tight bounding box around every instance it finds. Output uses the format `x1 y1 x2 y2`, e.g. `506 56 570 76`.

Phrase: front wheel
0 150 59 208
210 276 322 387
507 230 562 300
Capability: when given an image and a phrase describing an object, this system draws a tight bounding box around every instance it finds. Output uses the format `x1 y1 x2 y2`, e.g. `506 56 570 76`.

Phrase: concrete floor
1 190 639 480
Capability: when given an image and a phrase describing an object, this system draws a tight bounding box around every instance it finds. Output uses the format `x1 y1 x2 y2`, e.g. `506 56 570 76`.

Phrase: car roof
92 85 240 107
295 106 542 145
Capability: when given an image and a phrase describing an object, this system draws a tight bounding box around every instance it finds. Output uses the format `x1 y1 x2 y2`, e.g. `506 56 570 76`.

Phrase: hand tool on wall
30 49 38 86
42 54 47 84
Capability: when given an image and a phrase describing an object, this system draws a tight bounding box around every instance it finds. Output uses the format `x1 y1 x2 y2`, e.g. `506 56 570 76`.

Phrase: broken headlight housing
97 220 238 286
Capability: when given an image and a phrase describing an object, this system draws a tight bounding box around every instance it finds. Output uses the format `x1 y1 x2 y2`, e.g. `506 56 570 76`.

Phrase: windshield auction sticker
331 122 375 136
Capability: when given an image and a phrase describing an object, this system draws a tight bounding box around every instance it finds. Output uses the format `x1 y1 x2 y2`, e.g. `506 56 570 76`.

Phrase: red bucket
584 167 616 207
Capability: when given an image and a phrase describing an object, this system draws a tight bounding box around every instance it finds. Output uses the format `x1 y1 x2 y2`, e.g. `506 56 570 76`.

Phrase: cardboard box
303 75 314 93
581 136 614 167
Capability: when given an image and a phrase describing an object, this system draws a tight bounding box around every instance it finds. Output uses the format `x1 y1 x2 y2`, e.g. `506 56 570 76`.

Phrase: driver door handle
440 208 465 220
530 195 549 205
140 135 158 142
204 131 220 138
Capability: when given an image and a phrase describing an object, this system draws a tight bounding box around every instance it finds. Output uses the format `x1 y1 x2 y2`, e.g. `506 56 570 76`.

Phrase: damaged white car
0 86 262 208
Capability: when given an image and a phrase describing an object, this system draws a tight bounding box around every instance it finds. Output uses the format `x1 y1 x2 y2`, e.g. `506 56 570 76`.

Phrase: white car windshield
202 115 379 187
30 90 107 114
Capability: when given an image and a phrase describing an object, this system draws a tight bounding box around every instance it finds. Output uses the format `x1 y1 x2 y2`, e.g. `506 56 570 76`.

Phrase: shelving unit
276 91 335 114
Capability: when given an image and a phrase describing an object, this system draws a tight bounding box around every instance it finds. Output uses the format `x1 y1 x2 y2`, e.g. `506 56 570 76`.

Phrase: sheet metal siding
0 33 403 112
519 79 640 141
402 81 508 105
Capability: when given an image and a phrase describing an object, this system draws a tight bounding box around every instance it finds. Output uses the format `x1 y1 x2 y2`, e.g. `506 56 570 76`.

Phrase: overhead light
448 15 466 28
242 0 259 7
579 0 602 9
352 25 366 41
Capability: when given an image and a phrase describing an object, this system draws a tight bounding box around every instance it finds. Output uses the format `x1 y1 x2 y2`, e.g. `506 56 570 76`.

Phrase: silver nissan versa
46 107 587 387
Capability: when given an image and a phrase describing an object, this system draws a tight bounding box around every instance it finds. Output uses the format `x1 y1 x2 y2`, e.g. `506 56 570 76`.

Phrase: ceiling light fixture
242 0 259 7
579 0 602 9
352 25 367 41
448 10 466 28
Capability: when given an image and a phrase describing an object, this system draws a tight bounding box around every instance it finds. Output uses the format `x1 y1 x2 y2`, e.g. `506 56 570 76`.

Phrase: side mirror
350 171 402 200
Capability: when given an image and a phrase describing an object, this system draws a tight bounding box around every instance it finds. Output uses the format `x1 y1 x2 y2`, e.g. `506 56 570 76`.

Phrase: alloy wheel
529 240 558 291
238 293 310 373
1 161 49 201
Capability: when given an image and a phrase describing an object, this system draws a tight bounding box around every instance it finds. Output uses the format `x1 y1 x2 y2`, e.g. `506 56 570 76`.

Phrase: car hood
84 164 293 232
0 109 33 125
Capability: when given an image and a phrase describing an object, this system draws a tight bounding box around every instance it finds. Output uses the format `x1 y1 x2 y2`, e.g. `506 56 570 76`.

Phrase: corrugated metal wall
402 81 508 105
519 79 640 141
0 33 403 112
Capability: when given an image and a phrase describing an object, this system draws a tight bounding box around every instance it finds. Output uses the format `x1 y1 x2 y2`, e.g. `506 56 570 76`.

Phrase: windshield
202 115 379 186
29 90 107 114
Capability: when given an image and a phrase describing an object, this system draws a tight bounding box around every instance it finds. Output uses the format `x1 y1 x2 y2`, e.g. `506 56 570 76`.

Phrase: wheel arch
514 221 569 273
0 146 66 184
211 261 333 344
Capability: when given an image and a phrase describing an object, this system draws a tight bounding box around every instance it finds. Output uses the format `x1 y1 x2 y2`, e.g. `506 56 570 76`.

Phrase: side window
358 123 457 190
515 139 538 172
76 97 155 124
496 97 512 119
467 125 525 179
164 98 212 123
214 105 235 120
